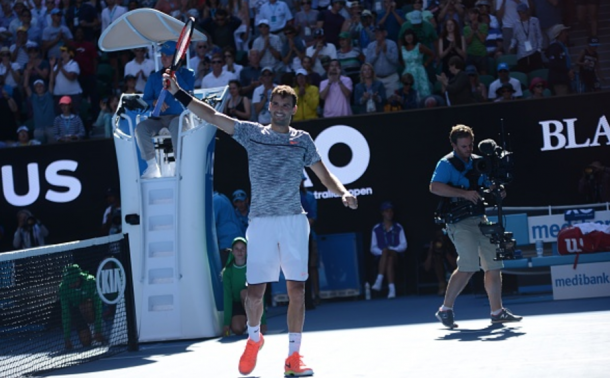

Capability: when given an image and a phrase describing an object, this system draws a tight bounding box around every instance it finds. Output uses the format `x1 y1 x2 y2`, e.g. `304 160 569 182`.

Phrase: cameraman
578 161 610 203
12 209 49 250
429 124 521 328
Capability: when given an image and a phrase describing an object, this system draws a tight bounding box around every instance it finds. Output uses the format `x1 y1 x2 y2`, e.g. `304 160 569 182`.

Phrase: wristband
174 89 193 108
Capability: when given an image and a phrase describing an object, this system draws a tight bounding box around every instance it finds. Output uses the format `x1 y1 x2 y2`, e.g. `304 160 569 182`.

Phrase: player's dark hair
271 85 297 107
449 124 474 145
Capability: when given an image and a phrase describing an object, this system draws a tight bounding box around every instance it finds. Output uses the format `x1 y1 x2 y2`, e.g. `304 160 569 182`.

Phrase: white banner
528 210 610 243
551 262 610 300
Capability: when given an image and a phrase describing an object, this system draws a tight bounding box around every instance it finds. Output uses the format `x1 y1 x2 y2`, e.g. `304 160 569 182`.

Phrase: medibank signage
552 262 610 300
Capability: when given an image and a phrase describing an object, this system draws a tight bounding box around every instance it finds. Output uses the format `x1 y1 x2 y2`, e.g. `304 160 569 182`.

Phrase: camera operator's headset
435 153 486 224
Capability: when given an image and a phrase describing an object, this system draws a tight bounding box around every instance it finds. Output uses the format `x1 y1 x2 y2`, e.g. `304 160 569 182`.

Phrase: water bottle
364 282 371 300
535 240 544 257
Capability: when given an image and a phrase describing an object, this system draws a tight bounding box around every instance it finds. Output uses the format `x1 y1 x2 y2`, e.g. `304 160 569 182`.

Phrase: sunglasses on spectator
499 69 509 73
224 54 233 58
262 73 273 77
211 60 223 64
198 45 207 49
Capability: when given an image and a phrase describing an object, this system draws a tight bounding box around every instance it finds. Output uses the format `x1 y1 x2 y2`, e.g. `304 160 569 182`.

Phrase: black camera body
475 139 516 260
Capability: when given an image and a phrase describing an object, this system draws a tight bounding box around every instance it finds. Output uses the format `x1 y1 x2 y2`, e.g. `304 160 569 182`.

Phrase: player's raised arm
310 160 358 209
163 71 238 135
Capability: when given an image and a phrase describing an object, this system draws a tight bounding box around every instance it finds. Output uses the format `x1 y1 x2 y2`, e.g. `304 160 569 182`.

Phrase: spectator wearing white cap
23 74 54 143
496 0 529 54
546 24 573 96
252 19 284 72
252 66 277 123
15 125 41 146
292 68 319 121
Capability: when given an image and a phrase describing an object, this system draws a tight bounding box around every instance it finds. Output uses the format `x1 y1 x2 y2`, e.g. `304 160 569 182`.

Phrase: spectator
370 201 407 299
576 0 599 37
14 125 41 146
437 55 476 105
53 95 86 142
213 191 244 267
239 49 262 99
155 0 182 16
463 7 489 75
231 189 250 235
336 31 363 82
281 25 306 72
377 0 405 43
316 0 345 48
423 229 457 296
294 0 319 48
319 59 352 117
341 1 364 48
136 41 195 178
400 28 433 99
531 0 562 49
387 72 419 110
365 25 399 96
224 79 252 121
398 10 438 52
101 0 127 33
301 54 322 87
353 62 386 114
202 53 238 88
124 47 155 94
58 264 104 350
42 8 73 60
7 0 27 34
30 0 47 31
358 9 375 51
24 76 54 143
437 0 464 31
480 12 503 60
546 24 573 96
577 36 605 93
101 188 121 236
465 64 487 102
493 82 516 102
223 47 243 78
10 27 36 69
509 3 544 74
201 8 242 51
40 0 67 34
13 209 48 249
122 73 138 94
72 26 98 113
50 45 82 113
257 0 293 37
252 66 277 124
438 18 466 79
488 62 523 100
527 76 548 98
190 41 211 88
496 0 529 54
252 19 283 72
305 28 337 78
578 161 610 203
292 68 319 121
421 93 447 107
65 0 100 42
408 0 437 29
90 95 119 138
222 237 268 336
11 8 41 46
0 46 21 89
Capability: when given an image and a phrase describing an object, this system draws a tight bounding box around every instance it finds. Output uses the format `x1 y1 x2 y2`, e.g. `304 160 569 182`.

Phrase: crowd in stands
0 0 605 147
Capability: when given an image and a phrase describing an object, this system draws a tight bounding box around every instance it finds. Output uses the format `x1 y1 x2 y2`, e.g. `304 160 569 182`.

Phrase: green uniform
58 265 103 340
222 262 266 327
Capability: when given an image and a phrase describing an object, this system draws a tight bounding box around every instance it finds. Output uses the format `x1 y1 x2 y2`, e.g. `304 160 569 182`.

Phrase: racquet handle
151 88 168 117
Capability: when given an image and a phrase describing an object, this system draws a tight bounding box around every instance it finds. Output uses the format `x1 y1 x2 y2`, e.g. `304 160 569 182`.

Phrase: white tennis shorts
245 214 310 284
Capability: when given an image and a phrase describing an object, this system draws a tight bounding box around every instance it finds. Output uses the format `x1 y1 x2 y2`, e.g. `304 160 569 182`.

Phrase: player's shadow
435 323 526 342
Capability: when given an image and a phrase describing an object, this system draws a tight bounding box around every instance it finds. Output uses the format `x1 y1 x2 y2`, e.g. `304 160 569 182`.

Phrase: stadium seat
528 68 549 84
478 74 495 89
496 54 518 70
510 71 528 89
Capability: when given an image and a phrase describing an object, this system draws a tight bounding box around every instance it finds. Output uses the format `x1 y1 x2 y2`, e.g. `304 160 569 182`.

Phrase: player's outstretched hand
342 193 358 209
162 70 180 95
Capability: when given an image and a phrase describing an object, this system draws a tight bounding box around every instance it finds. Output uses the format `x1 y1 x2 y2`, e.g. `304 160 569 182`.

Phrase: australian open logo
96 257 126 305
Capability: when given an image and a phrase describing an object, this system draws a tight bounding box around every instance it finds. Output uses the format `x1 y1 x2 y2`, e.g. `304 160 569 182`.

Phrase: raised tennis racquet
151 17 195 118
